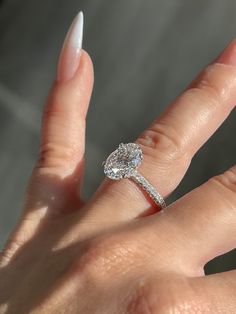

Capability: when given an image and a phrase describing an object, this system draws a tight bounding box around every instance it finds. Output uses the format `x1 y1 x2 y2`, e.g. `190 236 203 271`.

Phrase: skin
0 38 236 313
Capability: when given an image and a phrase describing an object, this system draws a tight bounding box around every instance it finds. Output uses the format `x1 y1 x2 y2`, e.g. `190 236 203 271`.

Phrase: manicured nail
216 38 236 66
57 11 84 82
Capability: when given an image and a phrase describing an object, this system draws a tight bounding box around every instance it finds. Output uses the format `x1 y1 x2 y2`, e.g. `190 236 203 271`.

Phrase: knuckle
210 165 236 203
137 63 236 166
191 65 225 105
37 141 80 170
127 277 209 314
126 278 160 314
73 234 138 280
43 101 63 120
190 63 236 106
137 122 188 162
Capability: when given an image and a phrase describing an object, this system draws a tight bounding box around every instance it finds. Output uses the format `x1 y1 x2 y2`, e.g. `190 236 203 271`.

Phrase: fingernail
57 11 84 82
216 38 236 66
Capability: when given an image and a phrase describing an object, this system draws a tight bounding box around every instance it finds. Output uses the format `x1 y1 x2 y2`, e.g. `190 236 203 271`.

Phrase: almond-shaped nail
57 11 84 82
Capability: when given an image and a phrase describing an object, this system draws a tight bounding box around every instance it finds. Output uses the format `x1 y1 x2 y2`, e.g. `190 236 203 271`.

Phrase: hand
0 12 236 314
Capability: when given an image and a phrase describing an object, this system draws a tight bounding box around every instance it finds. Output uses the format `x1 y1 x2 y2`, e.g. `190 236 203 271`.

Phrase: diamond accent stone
104 143 143 180
130 171 166 208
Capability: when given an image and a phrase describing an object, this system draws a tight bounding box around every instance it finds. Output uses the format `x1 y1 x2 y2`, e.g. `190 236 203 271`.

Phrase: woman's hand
0 12 236 313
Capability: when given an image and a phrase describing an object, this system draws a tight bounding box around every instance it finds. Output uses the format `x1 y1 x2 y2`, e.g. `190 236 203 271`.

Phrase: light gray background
0 0 235 273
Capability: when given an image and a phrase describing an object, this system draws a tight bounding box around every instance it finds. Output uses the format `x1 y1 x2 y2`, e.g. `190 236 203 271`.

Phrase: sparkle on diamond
104 143 143 180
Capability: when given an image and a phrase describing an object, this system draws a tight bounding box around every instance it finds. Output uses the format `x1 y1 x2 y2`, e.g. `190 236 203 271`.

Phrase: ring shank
129 170 166 209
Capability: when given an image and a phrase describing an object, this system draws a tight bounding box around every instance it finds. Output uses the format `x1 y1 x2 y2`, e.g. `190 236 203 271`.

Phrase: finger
188 270 236 313
1 13 94 262
27 13 94 215
146 165 236 274
85 38 236 223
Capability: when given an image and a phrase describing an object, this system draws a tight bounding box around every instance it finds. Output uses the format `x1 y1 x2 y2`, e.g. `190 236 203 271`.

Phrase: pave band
103 143 166 209
129 170 166 208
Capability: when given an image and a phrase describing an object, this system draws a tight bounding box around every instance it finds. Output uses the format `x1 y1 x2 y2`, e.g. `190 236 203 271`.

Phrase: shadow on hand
0 162 100 313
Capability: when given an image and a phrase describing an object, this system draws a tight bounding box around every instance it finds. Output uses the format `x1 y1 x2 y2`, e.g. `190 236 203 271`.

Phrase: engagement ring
103 143 166 209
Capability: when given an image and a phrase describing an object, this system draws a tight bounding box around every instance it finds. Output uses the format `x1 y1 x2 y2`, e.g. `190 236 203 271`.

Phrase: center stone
104 143 143 180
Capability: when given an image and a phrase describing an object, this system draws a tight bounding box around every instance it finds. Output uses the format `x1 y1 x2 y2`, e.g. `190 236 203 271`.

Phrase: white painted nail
57 11 84 82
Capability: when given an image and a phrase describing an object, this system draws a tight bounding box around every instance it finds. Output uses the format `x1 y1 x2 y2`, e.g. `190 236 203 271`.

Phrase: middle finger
84 39 236 224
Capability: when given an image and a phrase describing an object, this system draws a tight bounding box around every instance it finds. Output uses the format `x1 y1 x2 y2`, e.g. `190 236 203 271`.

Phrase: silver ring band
129 170 166 208
103 143 166 209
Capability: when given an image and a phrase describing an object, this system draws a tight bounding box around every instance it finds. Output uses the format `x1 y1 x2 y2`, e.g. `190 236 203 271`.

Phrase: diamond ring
103 143 166 209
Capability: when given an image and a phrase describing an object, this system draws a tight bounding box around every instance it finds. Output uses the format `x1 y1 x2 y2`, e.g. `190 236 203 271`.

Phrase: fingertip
216 38 236 66
76 49 94 91
80 50 94 78
55 50 94 97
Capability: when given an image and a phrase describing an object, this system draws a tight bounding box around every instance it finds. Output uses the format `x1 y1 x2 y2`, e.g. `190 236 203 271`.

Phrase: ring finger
83 39 236 223
149 165 236 272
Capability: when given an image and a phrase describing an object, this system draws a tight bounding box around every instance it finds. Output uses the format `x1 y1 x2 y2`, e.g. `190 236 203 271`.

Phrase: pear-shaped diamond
104 143 143 180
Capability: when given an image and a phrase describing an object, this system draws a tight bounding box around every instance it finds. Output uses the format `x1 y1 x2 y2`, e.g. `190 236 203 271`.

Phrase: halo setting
104 143 143 180
103 142 166 209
